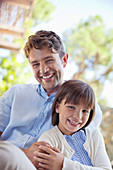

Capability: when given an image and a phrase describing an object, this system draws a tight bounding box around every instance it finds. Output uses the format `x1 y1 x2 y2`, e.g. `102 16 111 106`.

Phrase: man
0 30 102 169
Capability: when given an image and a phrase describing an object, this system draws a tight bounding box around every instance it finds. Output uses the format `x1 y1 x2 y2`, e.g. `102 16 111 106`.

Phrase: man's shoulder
1 84 39 99
9 83 38 92
14 83 37 88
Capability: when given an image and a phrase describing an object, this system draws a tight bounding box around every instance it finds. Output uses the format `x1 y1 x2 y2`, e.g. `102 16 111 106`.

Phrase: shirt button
22 138 26 141
33 130 37 134
41 113 44 117
48 98 51 102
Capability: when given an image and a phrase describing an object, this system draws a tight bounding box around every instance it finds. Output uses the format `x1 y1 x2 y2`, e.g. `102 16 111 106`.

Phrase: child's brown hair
52 79 95 129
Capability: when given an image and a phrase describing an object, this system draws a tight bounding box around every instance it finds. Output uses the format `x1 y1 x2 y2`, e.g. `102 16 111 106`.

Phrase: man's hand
21 141 49 169
33 145 64 170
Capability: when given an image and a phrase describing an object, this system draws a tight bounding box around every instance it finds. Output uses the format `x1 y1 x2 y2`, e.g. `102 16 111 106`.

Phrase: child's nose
73 110 82 120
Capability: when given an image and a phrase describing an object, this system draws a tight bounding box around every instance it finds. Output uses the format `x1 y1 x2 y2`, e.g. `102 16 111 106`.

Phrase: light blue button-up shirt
0 83 102 149
0 84 55 148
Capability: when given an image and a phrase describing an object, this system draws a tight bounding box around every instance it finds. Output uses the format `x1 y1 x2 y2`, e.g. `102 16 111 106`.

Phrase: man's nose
40 63 49 74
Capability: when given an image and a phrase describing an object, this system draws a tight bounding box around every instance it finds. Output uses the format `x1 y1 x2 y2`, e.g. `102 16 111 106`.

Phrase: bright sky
35 0 113 36
34 0 113 107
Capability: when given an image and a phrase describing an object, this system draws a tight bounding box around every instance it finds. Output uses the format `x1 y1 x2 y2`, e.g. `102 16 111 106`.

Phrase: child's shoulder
40 126 62 138
85 128 103 142
38 126 62 147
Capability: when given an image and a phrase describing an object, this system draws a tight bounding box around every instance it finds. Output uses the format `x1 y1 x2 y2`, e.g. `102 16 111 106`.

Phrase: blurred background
0 0 113 167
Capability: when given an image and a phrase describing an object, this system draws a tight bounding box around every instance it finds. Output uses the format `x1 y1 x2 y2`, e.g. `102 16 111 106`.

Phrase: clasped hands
22 141 64 170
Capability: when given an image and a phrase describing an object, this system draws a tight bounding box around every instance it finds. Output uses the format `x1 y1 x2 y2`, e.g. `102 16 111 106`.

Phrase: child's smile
56 98 90 135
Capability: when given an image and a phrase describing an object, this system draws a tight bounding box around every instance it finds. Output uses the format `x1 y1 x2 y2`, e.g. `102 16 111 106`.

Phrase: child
36 80 112 170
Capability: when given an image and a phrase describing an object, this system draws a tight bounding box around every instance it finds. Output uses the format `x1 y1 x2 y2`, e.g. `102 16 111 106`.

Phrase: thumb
52 146 60 153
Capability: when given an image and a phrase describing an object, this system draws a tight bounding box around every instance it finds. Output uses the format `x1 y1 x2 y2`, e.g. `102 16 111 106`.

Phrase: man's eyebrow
44 56 54 60
30 56 54 64
30 60 38 64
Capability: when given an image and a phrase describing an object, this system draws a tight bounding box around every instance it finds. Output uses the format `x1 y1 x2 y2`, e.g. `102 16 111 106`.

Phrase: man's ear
62 53 68 68
55 102 60 113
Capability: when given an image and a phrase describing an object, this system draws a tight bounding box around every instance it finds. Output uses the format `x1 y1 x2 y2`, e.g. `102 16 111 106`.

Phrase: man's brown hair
24 30 66 59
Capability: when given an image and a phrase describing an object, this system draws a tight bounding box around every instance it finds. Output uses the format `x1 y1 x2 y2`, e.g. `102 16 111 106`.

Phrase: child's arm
34 144 112 170
35 129 112 170
34 146 112 170
62 130 112 170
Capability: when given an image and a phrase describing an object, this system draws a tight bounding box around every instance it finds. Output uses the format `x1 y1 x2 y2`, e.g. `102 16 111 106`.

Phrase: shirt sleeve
63 157 111 170
93 130 112 169
38 131 56 147
0 86 15 132
87 103 102 130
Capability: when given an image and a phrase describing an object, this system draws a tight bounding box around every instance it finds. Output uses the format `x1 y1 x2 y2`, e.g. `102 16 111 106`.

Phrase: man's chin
44 84 57 91
40 80 59 90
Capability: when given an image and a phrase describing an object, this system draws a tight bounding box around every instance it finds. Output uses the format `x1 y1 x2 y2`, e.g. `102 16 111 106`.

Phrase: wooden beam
0 41 20 51
0 25 24 38
5 0 31 9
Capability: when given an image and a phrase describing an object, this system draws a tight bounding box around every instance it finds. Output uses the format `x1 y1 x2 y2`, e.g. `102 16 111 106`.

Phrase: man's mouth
40 73 55 80
42 74 54 79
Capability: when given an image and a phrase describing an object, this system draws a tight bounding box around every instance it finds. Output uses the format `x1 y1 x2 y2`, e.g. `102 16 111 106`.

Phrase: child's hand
34 145 64 170
22 141 50 169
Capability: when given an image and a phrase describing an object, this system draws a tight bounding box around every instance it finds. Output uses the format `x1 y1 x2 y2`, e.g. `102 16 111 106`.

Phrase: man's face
29 47 68 96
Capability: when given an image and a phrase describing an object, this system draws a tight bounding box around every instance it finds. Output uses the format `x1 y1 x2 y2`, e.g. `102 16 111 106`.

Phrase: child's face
56 98 91 135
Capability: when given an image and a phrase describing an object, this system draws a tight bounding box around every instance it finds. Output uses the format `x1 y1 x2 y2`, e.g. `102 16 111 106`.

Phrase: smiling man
0 30 102 169
28 47 66 96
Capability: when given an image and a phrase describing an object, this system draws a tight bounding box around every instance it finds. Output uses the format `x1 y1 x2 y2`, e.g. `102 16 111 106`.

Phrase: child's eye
82 110 89 114
68 106 75 110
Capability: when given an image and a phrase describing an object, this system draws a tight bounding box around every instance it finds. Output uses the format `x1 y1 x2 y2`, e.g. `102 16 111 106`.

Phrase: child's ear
55 102 60 113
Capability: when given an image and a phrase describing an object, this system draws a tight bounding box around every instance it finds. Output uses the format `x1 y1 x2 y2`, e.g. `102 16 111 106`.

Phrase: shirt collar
37 84 56 99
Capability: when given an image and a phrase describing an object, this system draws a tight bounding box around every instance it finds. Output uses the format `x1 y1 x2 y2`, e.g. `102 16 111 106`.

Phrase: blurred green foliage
63 15 113 106
0 53 31 96
32 0 55 23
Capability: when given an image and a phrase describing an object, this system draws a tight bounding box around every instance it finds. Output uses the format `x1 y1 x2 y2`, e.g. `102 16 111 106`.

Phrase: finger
34 155 49 164
34 151 50 160
34 155 51 169
38 168 46 170
52 146 60 153
39 162 49 169
34 149 49 157
39 145 58 155
34 141 50 147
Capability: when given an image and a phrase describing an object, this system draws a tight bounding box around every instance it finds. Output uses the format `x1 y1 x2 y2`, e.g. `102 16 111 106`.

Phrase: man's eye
46 59 54 63
33 64 39 67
